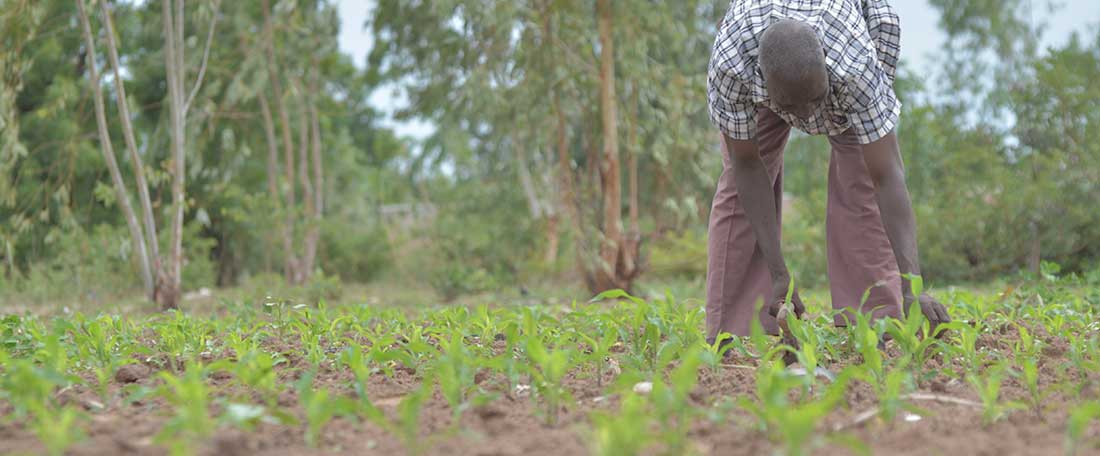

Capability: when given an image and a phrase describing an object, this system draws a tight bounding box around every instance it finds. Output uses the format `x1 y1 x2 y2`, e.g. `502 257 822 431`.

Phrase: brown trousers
705 108 903 340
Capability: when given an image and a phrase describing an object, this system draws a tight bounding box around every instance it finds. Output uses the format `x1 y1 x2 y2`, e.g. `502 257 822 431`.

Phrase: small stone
633 381 653 394
114 364 151 384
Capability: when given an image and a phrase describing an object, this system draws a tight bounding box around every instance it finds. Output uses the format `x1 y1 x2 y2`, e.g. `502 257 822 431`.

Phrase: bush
239 270 343 306
395 178 540 301
646 230 706 279
320 220 390 283
10 224 140 303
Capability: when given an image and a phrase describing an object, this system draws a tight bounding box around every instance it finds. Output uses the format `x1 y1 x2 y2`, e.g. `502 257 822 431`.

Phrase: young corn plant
966 363 1022 425
648 349 704 454
578 322 618 390
589 392 652 455
740 359 853 456
1065 401 1100 456
296 371 355 447
1008 324 1047 418
394 382 431 455
28 401 85 456
524 335 577 426
340 345 387 426
434 332 480 417
155 361 216 456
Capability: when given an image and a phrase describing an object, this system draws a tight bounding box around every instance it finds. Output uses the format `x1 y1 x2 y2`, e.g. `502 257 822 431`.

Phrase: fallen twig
834 393 982 431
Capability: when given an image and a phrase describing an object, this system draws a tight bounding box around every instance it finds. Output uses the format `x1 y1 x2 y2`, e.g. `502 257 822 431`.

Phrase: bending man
705 0 950 341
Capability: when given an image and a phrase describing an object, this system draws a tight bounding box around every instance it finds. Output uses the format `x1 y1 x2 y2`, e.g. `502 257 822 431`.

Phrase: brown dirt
2 329 1099 456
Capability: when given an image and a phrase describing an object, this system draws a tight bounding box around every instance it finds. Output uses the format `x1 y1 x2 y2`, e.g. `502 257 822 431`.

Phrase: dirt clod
114 364 150 384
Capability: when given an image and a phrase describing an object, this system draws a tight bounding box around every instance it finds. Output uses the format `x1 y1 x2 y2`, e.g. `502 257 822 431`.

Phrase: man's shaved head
759 20 829 118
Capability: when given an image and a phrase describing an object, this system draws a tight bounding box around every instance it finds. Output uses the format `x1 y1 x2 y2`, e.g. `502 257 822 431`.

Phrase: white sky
335 0 1100 140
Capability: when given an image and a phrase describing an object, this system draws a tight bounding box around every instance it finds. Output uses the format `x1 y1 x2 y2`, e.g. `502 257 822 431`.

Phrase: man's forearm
875 178 921 293
726 137 788 282
862 133 923 297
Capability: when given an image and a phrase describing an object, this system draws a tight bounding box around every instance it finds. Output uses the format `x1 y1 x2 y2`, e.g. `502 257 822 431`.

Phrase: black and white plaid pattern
708 0 901 145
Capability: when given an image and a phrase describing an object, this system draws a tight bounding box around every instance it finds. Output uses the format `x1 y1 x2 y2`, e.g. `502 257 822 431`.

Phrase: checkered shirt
707 0 901 144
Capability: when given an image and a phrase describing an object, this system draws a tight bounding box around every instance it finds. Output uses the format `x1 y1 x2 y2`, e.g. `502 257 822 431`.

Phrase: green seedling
296 371 354 447
648 349 705 454
966 363 1022 425
28 402 85 456
525 335 576 426
740 360 854 456
590 392 651 456
434 332 479 417
395 383 430 455
155 361 215 456
341 345 387 426
1065 401 1100 456
578 322 618 389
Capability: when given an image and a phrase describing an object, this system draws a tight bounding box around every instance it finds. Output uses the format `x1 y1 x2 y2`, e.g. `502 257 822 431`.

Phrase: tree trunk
554 97 591 288
544 214 560 264
305 66 321 276
76 0 154 298
99 0 160 298
258 93 294 277
262 0 299 284
624 86 641 275
1028 220 1041 274
654 162 669 233
159 0 185 310
516 144 544 219
295 83 314 283
593 0 637 293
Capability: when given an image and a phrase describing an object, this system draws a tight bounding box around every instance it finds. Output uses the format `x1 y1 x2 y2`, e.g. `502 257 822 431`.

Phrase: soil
1 323 1099 455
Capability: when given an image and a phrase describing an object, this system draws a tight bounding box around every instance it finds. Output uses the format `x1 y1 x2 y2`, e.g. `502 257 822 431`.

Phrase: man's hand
769 276 806 319
904 292 951 333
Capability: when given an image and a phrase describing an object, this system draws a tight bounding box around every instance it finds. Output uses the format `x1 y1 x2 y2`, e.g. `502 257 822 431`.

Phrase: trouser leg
706 108 791 340
825 131 904 326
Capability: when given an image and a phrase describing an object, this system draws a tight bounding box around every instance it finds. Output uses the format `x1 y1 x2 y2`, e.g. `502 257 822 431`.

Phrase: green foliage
296 371 355 447
0 280 1098 453
155 362 216 456
646 230 707 279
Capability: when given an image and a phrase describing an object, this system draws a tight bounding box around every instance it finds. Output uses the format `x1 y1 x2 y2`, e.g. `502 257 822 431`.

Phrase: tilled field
2 281 1099 455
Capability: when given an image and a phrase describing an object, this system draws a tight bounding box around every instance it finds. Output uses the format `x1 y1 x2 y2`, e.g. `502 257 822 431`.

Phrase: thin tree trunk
304 68 324 277
258 93 294 276
160 0 186 310
516 144 544 219
76 0 154 298
624 86 641 274
4 239 13 280
262 0 299 283
296 80 316 282
1028 220 1041 274
295 81 314 283
654 162 668 233
554 97 591 287
595 0 630 292
99 0 160 298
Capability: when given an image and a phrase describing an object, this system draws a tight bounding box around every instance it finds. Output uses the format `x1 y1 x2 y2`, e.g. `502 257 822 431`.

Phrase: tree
369 0 721 293
75 0 155 297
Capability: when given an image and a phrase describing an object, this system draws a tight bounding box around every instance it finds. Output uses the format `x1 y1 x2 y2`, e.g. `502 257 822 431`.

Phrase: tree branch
183 0 221 116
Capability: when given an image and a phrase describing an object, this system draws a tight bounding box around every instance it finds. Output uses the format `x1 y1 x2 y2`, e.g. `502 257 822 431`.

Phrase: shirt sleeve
844 51 901 144
707 66 757 141
861 0 901 84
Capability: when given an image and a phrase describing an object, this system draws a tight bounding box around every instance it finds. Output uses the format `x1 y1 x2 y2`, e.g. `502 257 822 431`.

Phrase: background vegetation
1 0 1097 308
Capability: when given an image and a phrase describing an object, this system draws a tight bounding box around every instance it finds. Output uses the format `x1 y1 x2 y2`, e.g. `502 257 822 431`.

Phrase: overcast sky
335 0 1100 140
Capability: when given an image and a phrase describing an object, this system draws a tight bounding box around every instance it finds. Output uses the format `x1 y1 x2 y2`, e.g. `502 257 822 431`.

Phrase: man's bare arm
723 134 805 317
860 131 951 326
